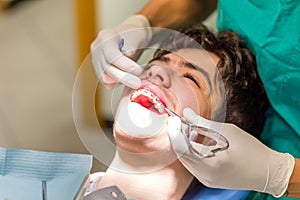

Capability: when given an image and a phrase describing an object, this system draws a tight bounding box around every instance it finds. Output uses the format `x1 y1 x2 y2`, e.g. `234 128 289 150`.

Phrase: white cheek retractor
130 89 229 158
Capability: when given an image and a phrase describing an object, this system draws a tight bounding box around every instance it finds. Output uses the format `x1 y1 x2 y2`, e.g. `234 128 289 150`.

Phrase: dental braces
130 89 165 113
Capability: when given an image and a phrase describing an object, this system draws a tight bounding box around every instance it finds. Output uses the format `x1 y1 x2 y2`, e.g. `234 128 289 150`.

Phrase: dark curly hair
152 24 269 138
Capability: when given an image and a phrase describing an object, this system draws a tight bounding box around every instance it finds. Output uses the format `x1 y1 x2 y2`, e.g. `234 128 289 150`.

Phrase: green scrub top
217 1 300 199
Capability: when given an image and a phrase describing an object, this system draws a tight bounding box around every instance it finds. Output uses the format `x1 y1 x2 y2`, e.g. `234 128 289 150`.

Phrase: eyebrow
152 55 213 91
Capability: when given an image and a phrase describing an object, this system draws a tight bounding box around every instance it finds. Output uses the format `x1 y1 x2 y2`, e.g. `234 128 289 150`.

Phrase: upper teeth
130 89 165 113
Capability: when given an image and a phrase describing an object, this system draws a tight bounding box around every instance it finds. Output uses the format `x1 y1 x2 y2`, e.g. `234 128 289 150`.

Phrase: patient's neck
96 149 193 200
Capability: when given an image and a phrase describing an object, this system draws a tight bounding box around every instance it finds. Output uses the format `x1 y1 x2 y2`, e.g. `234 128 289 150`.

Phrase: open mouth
130 88 166 114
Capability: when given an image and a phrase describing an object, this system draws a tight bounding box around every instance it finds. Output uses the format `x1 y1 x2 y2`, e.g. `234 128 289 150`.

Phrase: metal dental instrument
130 88 229 158
42 180 47 200
164 107 229 158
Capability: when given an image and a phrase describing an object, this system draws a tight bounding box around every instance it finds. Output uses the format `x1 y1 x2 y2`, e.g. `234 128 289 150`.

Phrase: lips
130 84 168 114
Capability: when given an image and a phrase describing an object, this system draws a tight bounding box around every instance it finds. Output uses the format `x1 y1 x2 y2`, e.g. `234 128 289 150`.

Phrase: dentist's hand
90 15 152 89
167 108 295 197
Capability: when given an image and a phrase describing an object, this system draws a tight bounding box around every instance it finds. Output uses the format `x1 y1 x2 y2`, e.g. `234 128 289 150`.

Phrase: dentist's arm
91 0 217 89
167 108 299 198
289 160 300 198
139 0 217 30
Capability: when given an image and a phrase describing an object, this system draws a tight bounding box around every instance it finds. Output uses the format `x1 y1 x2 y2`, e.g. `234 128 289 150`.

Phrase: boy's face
140 49 221 118
114 48 223 153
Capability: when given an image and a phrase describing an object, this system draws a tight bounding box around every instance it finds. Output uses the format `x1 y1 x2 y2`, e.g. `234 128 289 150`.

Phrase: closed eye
184 73 201 88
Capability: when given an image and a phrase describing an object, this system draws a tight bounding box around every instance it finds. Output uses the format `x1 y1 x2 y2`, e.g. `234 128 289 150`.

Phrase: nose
143 65 171 87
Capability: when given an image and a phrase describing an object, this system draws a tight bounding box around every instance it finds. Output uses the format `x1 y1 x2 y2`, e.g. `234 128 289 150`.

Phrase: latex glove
167 108 295 197
90 15 152 89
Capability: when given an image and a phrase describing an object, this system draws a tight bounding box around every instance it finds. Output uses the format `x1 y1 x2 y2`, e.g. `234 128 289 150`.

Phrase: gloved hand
167 108 295 197
90 15 152 89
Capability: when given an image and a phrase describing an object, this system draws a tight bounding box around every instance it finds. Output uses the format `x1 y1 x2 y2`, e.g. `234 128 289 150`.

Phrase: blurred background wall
0 0 147 172
96 0 148 121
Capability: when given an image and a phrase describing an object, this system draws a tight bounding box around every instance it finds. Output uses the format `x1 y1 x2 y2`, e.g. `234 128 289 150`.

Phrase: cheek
181 94 200 113
197 81 212 119
173 82 201 115
176 83 212 119
197 92 212 119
